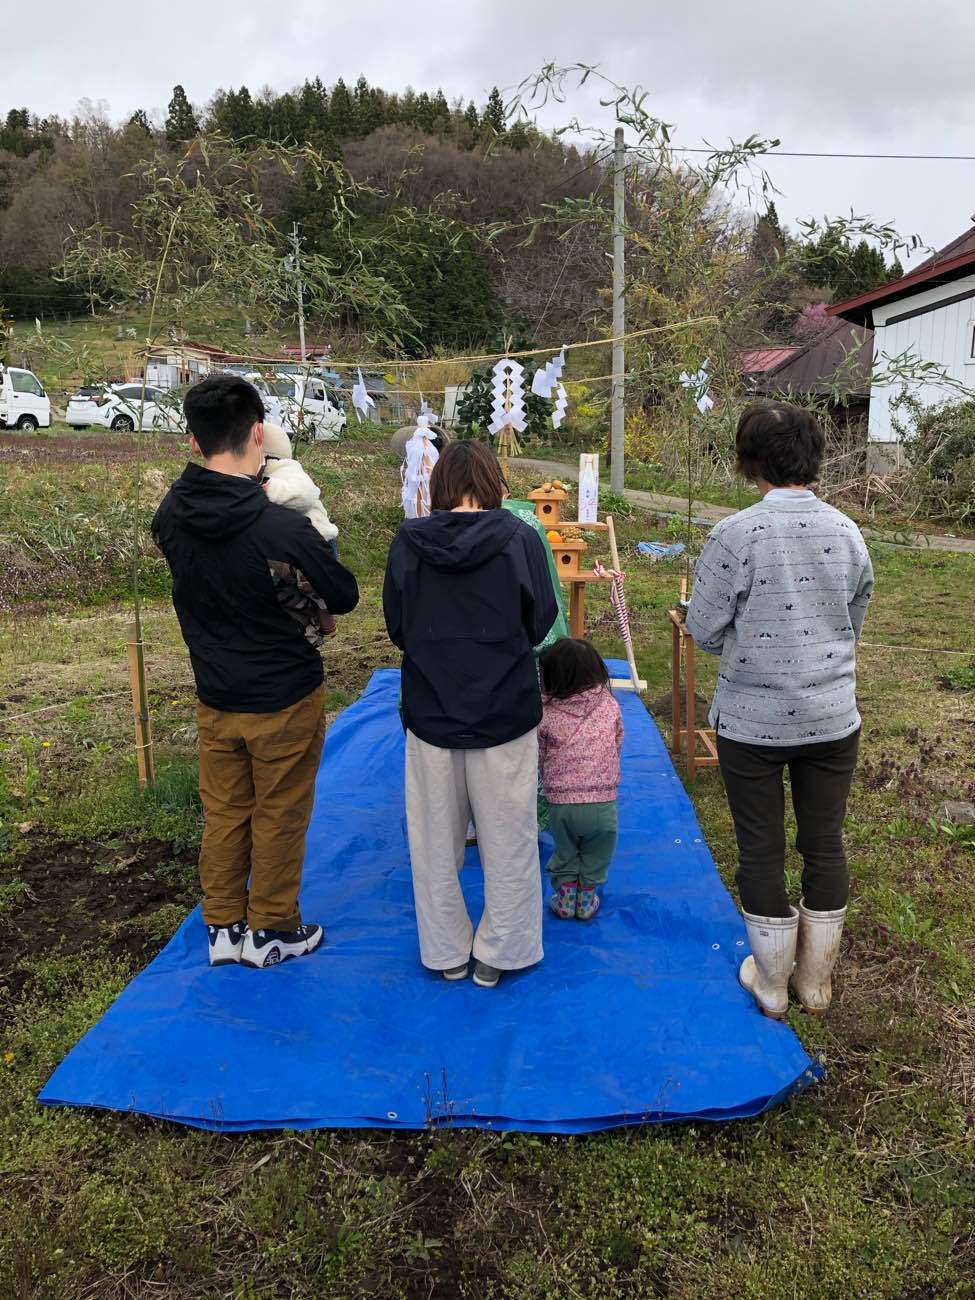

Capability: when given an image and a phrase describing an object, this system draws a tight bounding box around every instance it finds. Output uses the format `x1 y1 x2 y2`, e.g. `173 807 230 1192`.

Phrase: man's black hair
539 637 610 700
735 402 825 486
183 374 265 457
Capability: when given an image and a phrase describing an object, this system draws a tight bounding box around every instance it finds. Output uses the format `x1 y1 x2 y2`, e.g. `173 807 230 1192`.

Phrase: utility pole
610 127 625 493
291 222 307 362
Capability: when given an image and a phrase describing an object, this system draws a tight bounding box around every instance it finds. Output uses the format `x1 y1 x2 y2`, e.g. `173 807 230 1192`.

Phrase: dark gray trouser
716 729 860 918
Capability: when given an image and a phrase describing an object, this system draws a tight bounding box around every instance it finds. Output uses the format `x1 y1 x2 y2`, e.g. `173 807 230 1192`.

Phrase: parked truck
0 365 52 430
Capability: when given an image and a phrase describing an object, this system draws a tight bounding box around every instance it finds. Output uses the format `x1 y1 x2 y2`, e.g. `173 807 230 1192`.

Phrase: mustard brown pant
197 684 326 931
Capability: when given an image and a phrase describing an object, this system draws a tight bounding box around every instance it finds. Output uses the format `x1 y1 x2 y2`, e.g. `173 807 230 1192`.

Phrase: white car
65 383 183 433
247 372 347 441
0 366 52 430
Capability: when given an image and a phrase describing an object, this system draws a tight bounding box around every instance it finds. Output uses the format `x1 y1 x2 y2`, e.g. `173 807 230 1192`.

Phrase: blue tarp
39 664 821 1131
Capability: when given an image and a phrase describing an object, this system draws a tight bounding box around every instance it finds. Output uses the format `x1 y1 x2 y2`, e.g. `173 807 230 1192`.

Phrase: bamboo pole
127 622 155 788
606 514 646 692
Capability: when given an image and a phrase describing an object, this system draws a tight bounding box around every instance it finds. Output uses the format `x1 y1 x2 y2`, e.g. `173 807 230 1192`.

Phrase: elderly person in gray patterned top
687 402 873 1021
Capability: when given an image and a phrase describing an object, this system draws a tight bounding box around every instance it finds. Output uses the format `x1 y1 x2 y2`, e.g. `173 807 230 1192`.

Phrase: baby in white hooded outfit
262 422 340 644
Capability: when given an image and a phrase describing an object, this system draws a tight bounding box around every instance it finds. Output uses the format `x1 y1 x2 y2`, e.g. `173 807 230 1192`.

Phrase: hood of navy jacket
166 461 267 540
398 509 522 573
153 461 359 713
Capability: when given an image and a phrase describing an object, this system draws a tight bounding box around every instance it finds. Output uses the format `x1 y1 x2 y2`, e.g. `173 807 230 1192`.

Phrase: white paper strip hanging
489 358 526 435
551 381 568 429
401 414 439 519
351 367 376 422
530 347 566 398
679 360 714 414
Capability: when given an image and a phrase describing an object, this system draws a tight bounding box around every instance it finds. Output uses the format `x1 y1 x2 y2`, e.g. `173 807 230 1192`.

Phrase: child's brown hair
539 638 609 699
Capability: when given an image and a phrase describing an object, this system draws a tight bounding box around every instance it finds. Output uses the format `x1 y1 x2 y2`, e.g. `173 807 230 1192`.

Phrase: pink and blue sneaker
575 885 601 921
549 881 578 919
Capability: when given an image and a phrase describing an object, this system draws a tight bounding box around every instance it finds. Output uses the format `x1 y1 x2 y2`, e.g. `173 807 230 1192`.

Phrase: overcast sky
13 0 975 264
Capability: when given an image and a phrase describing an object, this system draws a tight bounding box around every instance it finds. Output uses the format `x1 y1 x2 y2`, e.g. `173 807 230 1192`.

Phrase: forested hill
0 77 903 353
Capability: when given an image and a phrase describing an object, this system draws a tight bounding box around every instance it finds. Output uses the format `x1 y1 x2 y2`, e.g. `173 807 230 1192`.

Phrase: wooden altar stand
667 580 718 780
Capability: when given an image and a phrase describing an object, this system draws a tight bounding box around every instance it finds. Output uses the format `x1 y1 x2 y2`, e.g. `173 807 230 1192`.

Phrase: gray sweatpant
405 728 543 972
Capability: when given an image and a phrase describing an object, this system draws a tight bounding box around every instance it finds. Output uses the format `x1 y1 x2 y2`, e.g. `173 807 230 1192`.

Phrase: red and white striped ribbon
593 561 632 649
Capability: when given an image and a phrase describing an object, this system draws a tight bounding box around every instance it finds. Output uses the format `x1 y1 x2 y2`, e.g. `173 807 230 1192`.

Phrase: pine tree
287 131 345 262
165 85 199 145
464 101 479 131
127 109 152 136
432 88 450 133
353 76 384 136
507 119 530 151
219 87 256 140
414 91 435 134
482 87 506 137
751 201 787 264
329 78 354 137
297 79 330 136
400 87 417 128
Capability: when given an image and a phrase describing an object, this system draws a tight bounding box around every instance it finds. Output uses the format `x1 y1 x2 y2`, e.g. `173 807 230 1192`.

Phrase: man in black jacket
153 375 358 969
383 441 558 988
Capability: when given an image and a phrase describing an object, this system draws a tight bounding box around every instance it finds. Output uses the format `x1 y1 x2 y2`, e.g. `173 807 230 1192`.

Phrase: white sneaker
240 922 324 969
739 908 799 1019
207 920 246 967
790 899 847 1014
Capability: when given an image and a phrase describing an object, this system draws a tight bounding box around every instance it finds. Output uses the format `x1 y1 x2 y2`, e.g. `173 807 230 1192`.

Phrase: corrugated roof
750 319 872 399
737 346 799 373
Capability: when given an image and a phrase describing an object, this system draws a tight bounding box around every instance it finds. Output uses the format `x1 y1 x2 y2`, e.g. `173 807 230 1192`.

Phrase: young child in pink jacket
538 638 624 921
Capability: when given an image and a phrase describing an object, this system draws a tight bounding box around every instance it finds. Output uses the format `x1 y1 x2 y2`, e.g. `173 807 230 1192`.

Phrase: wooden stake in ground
606 514 647 694
127 622 155 788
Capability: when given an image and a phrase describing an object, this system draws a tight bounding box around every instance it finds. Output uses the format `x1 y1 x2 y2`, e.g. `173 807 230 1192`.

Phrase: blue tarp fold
39 663 820 1131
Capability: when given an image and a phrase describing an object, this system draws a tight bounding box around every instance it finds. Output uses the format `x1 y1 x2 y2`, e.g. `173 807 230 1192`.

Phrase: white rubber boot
739 908 799 1020
790 899 847 1014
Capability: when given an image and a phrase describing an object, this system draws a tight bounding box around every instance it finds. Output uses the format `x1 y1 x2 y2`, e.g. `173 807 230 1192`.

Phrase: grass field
0 425 973 1299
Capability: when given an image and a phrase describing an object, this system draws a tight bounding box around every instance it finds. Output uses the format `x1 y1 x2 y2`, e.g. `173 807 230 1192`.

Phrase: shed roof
737 346 799 373
750 318 872 399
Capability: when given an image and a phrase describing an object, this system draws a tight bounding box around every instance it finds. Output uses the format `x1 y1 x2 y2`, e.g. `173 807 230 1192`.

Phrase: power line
669 146 975 162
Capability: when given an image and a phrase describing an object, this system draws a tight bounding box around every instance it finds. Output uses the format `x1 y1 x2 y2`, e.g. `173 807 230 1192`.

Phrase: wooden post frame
127 621 155 788
666 607 718 780
605 514 646 693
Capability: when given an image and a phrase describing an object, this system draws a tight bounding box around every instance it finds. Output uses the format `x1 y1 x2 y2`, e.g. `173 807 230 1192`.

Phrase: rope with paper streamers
185 315 719 372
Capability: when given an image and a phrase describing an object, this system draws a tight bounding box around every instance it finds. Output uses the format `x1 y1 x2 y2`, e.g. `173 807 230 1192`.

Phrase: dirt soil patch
0 837 197 999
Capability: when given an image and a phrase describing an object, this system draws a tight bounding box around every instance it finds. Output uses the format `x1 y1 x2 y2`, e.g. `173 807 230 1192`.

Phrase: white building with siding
831 228 975 467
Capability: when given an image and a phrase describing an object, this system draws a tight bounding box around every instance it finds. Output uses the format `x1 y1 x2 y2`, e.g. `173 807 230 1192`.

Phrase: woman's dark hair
539 638 610 699
430 440 507 511
735 402 824 486
184 374 265 457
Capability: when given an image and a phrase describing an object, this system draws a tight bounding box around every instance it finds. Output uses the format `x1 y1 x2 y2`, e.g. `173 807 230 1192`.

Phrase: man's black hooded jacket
383 508 559 749
153 462 358 713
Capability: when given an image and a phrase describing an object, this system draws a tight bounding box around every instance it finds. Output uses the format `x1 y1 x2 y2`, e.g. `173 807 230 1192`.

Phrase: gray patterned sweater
686 489 873 746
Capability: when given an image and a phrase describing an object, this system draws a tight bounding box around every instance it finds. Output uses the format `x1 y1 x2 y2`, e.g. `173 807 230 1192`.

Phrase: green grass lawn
0 428 973 1298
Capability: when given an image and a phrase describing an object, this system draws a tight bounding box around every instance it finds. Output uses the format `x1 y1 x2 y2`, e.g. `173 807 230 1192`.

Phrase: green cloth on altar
502 499 567 830
502 498 569 649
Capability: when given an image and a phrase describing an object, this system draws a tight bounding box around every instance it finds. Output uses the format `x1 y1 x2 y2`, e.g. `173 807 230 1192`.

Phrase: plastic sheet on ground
39 663 821 1131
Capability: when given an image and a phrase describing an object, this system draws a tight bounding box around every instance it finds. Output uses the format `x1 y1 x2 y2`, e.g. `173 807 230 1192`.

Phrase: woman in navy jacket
383 441 558 988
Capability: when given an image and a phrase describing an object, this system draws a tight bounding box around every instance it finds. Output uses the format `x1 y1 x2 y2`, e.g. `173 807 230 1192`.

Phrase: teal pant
546 801 618 886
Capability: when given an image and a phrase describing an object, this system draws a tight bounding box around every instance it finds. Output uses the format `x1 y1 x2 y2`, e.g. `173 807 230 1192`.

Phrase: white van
248 371 346 441
0 366 52 431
